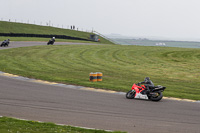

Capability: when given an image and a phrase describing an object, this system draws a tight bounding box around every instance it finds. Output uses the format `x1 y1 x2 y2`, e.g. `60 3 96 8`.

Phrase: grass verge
0 21 114 44
0 117 125 133
0 45 199 100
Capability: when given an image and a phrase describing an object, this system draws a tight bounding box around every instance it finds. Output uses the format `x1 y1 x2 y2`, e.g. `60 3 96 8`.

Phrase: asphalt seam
0 71 199 103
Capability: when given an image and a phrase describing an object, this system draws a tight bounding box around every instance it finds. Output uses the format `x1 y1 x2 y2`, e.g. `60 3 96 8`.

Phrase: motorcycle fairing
135 93 148 99
132 84 149 99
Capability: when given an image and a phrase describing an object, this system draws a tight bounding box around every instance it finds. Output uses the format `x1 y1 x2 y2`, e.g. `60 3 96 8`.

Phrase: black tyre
126 90 136 99
149 91 163 101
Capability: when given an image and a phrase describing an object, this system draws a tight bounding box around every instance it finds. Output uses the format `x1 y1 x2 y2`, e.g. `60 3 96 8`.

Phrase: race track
0 42 200 133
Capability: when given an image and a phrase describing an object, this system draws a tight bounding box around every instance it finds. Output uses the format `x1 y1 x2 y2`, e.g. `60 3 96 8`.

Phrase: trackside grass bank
0 21 113 44
0 45 199 100
0 117 125 133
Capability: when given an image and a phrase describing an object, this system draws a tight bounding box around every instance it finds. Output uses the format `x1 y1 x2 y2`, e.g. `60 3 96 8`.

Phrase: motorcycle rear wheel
126 90 136 99
149 91 163 101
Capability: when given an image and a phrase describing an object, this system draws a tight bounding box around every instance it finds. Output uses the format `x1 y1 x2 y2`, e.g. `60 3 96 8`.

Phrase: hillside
0 21 113 44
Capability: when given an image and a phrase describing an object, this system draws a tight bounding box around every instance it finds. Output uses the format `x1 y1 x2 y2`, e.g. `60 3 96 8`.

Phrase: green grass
0 117 125 133
0 21 113 44
0 45 200 100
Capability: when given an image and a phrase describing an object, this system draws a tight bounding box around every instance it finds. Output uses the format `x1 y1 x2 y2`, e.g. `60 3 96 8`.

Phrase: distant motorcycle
47 39 55 45
126 83 166 101
47 37 55 45
1 39 10 47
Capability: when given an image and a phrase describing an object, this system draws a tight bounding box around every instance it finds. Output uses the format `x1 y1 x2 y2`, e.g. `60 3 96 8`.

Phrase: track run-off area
0 41 200 133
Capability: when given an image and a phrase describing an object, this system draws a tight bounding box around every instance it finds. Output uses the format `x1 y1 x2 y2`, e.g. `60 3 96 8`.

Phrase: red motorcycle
126 83 166 101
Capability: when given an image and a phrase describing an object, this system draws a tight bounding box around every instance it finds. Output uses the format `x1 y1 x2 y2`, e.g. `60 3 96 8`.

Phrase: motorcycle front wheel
149 91 163 101
126 90 136 99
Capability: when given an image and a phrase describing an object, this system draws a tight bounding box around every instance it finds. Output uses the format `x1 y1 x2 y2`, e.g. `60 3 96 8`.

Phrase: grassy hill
0 21 113 44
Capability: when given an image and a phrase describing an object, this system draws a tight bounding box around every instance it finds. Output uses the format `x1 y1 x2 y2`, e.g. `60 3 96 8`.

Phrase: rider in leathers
1 39 10 47
139 77 154 94
50 37 55 43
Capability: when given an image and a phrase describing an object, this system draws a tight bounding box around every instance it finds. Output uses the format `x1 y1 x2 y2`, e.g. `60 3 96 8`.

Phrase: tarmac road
0 41 99 50
0 41 200 133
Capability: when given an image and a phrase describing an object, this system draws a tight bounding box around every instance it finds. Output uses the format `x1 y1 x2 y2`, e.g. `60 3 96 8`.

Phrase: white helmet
53 37 55 39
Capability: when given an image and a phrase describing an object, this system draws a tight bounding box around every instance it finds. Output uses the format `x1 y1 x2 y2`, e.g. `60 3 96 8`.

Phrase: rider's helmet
52 37 55 39
144 77 150 82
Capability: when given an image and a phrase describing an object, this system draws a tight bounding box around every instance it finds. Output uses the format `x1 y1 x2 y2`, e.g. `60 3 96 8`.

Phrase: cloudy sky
1 0 200 40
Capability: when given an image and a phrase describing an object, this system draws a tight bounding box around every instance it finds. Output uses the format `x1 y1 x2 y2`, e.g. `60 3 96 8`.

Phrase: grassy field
0 44 199 100
0 117 125 133
0 21 113 44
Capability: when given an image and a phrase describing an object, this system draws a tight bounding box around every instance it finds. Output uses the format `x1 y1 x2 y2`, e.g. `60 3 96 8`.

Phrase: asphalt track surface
0 42 200 133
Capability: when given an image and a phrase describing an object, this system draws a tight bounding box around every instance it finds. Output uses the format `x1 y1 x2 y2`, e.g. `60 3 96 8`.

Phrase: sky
1 0 200 41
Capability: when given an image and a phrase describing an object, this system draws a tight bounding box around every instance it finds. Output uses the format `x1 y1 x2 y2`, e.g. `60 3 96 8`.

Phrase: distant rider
1 39 10 47
3 39 10 44
47 37 55 45
51 37 55 42
138 77 154 94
